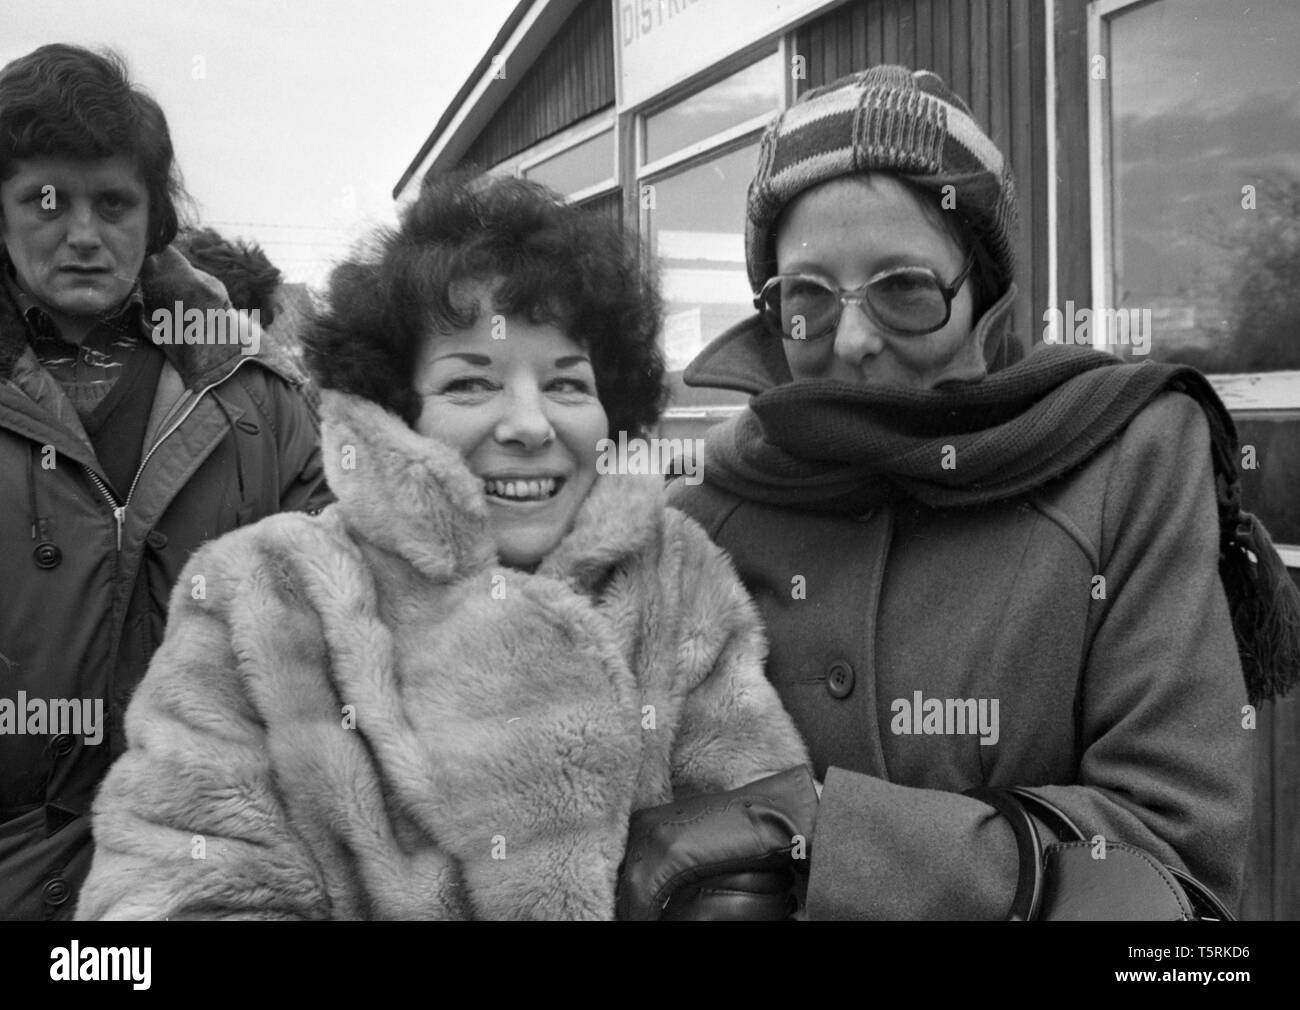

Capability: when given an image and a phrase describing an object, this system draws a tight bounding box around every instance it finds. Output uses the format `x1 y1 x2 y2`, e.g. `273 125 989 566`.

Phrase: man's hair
0 43 186 255
176 227 283 327
304 171 667 438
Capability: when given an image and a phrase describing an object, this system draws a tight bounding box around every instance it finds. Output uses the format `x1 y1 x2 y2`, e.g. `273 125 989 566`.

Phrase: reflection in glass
647 143 759 371
644 52 780 165
523 128 614 197
1108 0 1300 372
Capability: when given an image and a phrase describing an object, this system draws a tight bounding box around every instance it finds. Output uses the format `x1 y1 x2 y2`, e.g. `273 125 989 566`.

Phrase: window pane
577 188 622 231
1236 417 1300 546
1108 0 1300 372
644 52 780 164
647 142 759 373
523 129 614 196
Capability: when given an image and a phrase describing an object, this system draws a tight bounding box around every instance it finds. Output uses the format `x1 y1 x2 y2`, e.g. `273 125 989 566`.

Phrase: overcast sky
2 0 520 286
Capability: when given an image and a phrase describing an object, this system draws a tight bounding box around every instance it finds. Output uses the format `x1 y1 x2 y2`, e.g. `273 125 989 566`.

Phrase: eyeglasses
755 252 976 340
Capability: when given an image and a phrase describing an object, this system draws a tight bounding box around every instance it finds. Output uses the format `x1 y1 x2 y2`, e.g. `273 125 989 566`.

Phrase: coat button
146 529 168 550
42 876 70 906
826 660 855 699
33 542 62 569
50 734 74 757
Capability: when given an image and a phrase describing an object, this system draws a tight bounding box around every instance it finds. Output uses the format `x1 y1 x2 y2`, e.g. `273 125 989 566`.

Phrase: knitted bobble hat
746 65 1019 297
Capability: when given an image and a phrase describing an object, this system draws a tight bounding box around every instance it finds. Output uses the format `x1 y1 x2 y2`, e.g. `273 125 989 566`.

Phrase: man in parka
0 43 331 919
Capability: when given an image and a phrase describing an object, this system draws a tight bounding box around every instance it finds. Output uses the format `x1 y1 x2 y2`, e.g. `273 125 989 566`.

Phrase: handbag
966 785 1235 921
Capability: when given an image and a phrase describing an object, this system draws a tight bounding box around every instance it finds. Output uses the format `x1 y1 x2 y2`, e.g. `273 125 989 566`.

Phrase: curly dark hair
303 171 666 438
176 227 283 327
0 44 187 256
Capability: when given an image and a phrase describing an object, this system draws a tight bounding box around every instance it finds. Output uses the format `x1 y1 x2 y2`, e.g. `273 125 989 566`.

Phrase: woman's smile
482 475 565 503
413 286 608 569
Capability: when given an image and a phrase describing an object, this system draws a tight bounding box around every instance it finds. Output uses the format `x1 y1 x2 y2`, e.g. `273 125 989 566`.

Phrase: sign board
613 0 839 109
662 307 705 371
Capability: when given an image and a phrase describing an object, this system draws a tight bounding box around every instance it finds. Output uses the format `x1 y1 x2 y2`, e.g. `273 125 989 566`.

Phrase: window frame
1086 0 1300 412
631 42 790 424
509 109 619 205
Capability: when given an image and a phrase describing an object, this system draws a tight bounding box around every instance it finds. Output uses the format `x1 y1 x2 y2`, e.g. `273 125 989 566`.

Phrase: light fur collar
320 390 664 587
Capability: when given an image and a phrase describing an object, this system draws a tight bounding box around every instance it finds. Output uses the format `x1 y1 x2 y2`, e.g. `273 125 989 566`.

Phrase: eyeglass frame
754 251 977 340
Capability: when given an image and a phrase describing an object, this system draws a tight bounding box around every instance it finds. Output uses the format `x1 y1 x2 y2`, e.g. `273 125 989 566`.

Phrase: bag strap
964 786 1044 921
1168 867 1236 922
968 785 1236 922
1009 787 1234 920
1005 786 1086 842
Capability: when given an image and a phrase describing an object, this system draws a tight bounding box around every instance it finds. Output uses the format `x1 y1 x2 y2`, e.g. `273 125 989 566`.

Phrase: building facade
396 0 1300 920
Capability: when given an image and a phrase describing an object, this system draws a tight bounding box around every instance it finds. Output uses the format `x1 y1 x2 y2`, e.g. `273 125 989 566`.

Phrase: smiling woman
74 171 815 921
412 291 609 568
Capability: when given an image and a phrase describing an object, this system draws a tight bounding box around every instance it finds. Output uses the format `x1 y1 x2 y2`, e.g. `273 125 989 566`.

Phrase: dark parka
670 296 1254 920
0 248 331 919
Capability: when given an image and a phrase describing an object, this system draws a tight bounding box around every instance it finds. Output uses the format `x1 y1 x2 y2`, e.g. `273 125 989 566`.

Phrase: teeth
483 478 558 501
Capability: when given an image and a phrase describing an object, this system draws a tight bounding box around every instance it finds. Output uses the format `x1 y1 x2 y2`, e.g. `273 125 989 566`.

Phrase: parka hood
0 245 304 391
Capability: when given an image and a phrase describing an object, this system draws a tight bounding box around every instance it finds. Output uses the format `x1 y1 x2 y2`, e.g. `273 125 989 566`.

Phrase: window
1090 0 1300 379
1090 0 1300 567
643 52 782 166
521 126 615 200
638 51 783 399
646 143 760 371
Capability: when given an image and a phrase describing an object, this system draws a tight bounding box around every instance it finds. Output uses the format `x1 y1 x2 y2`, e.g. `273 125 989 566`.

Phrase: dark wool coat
0 249 331 920
670 317 1253 920
75 391 810 920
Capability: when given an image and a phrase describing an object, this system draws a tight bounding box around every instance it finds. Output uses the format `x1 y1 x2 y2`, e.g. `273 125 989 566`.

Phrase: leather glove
660 870 798 921
616 766 819 921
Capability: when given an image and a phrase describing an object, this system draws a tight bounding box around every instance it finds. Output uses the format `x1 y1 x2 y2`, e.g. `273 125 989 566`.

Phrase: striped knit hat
746 65 1018 297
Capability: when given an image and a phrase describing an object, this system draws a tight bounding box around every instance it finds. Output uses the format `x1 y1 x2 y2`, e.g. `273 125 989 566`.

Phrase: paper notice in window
663 307 703 372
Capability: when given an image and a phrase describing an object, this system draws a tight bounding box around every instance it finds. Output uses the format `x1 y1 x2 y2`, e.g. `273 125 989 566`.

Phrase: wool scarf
703 344 1300 704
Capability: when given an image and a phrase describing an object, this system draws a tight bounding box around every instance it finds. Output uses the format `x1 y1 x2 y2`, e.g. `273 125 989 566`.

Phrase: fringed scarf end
1221 511 1300 705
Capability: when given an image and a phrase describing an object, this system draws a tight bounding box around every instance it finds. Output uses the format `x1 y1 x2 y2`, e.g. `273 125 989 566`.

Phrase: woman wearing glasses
617 66 1300 919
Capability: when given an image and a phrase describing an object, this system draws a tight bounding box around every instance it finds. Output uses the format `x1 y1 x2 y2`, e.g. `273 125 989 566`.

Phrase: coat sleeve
76 545 333 921
805 393 1253 919
663 513 811 795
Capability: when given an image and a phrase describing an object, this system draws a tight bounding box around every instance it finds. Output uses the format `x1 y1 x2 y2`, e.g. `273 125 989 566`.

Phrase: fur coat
76 390 809 920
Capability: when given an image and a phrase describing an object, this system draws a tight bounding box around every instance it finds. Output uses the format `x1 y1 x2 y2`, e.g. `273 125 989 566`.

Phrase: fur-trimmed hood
0 246 304 388
77 390 808 920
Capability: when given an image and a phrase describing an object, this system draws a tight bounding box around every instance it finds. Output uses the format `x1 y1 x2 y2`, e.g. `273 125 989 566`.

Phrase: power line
203 220 360 233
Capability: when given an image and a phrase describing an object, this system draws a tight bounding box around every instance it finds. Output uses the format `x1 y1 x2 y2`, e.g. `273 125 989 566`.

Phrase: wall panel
462 0 614 169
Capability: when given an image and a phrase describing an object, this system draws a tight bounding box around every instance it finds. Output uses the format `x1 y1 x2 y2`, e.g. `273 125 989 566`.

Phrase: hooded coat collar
0 246 302 390
318 389 664 591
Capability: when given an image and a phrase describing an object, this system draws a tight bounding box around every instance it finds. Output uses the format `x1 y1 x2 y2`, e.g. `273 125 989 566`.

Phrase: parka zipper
83 468 127 552
80 356 258 552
